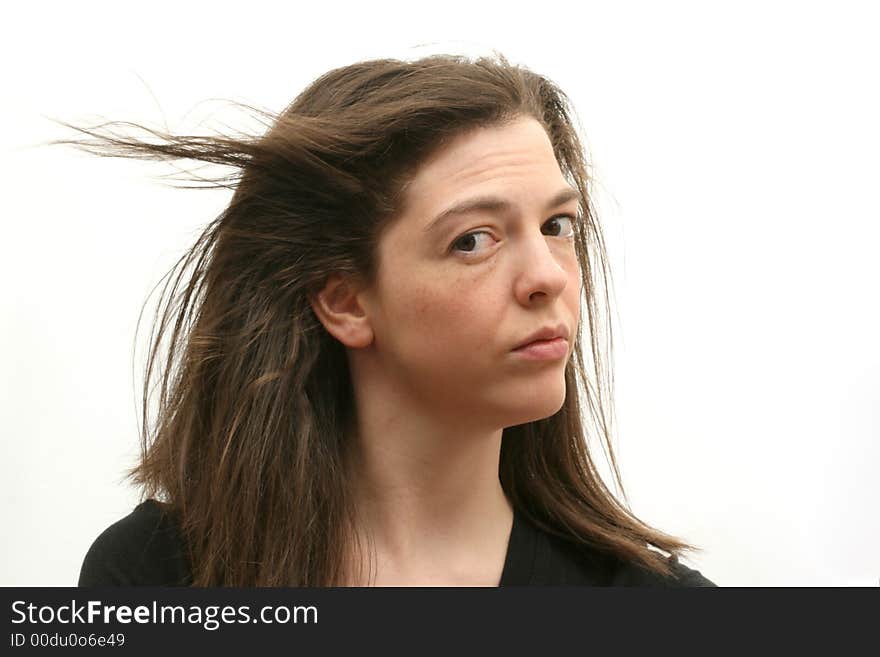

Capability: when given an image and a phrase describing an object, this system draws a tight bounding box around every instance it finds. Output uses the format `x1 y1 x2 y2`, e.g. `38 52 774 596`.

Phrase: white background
2 0 877 586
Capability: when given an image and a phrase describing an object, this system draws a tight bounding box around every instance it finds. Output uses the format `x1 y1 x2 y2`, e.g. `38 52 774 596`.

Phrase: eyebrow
422 186 581 233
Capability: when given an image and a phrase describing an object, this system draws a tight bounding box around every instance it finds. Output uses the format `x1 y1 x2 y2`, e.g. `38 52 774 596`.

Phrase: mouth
511 337 569 360
511 323 570 352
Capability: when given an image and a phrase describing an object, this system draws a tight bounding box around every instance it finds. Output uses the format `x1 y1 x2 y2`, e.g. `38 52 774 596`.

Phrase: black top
78 500 716 587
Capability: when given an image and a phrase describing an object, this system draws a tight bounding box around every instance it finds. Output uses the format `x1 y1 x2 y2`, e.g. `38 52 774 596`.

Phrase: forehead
401 117 568 221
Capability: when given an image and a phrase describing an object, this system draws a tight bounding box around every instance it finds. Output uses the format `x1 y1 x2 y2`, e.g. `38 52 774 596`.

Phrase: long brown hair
53 52 700 585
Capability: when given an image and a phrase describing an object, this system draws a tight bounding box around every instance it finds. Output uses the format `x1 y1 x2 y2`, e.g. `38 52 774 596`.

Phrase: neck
341 381 515 585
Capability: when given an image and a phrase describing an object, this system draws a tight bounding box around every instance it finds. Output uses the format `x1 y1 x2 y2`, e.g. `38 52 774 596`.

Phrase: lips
512 323 570 351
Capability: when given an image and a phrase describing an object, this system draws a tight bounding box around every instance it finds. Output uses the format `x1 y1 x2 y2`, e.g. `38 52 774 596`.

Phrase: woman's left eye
450 214 578 257
542 214 577 238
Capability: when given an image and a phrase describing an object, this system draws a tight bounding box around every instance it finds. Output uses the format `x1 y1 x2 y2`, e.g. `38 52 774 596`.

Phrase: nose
513 230 571 305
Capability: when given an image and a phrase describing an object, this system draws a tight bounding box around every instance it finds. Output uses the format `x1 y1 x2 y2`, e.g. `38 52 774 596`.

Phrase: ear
309 273 374 349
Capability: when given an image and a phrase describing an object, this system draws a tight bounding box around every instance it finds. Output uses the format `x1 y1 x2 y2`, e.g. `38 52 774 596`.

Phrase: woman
67 52 715 587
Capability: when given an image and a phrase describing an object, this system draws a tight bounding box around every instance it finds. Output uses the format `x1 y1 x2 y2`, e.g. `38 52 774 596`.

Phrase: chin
504 385 567 427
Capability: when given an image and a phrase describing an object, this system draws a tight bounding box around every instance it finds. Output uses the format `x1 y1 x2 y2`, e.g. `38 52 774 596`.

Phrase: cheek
564 256 583 314
389 276 500 360
568 270 583 314
396 268 490 324
413 289 484 342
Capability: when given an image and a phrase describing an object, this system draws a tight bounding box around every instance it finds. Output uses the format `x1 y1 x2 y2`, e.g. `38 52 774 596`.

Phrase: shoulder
78 500 192 586
609 552 717 587
535 526 716 586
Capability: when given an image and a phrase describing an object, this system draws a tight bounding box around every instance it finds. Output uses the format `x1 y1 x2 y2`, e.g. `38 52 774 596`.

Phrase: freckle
412 292 432 315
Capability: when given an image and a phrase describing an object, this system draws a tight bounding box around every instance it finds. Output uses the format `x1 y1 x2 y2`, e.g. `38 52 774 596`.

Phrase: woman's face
357 116 582 430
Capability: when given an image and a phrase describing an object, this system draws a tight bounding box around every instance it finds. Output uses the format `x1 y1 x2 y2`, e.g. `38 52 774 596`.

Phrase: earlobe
309 273 374 349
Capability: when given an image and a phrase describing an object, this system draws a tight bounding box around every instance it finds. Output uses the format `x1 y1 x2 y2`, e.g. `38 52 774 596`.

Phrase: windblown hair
54 52 700 585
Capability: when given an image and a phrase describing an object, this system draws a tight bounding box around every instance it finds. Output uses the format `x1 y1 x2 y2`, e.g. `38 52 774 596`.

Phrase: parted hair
54 52 700 585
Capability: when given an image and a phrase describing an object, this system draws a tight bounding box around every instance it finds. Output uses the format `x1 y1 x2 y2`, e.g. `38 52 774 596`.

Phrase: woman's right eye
449 231 495 257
